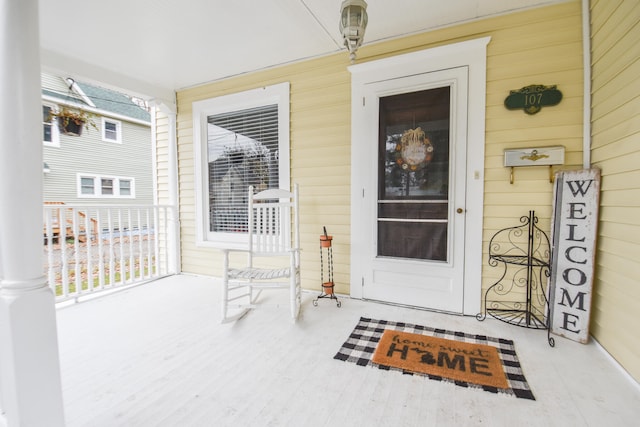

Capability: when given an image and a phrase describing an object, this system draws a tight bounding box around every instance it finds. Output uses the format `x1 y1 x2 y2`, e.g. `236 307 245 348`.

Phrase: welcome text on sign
550 169 600 344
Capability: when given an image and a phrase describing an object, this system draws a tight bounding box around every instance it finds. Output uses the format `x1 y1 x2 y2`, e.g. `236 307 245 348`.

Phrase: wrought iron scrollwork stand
477 211 555 347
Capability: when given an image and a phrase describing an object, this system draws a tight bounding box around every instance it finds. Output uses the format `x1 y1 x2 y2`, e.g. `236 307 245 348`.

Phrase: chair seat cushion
228 267 291 280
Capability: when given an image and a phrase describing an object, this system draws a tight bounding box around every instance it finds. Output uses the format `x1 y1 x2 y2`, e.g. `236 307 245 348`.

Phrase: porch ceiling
39 0 564 101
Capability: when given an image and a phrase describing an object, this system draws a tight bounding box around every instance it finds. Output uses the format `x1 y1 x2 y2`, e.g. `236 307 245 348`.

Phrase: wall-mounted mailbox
504 145 565 184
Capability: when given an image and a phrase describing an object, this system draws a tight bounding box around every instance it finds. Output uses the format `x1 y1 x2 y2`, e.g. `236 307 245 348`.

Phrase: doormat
334 317 535 400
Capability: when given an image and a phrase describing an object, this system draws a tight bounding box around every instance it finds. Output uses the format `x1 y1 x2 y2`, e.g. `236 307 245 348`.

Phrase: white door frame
349 37 490 315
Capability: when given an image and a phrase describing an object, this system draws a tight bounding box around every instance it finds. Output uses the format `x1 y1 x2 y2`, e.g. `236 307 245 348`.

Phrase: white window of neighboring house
77 174 135 198
119 179 132 196
101 178 114 195
80 177 95 195
102 118 122 143
192 82 290 246
43 104 60 146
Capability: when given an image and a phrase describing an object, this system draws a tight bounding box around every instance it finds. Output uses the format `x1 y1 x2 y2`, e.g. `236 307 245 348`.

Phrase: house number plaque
504 84 562 114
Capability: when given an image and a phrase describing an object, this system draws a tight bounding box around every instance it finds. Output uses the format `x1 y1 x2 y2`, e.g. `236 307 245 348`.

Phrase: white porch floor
56 274 640 426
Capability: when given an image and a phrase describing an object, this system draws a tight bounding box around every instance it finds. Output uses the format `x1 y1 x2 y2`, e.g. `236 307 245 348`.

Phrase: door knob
456 208 464 214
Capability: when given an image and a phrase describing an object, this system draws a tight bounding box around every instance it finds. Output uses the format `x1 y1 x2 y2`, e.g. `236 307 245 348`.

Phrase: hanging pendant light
339 0 368 63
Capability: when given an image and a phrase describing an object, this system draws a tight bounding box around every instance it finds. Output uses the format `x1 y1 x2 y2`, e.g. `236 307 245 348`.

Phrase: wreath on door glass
394 127 434 171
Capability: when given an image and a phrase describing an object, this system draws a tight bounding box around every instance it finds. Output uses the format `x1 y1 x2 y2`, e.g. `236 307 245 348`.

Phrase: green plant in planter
48 107 98 136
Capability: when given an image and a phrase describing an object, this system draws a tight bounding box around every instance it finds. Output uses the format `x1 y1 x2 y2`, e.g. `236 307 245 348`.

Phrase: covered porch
57 275 639 426
2 0 640 425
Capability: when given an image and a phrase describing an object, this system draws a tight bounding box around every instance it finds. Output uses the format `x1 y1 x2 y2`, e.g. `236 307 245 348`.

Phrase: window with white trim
43 104 60 146
80 177 95 194
119 179 132 196
193 82 290 245
101 178 114 195
77 174 135 198
102 117 122 143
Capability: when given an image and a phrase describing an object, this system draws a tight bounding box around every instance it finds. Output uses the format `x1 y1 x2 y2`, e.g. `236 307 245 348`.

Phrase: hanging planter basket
57 116 85 136
49 107 97 137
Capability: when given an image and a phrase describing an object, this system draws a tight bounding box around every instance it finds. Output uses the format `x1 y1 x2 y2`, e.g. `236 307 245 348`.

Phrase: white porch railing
43 204 178 302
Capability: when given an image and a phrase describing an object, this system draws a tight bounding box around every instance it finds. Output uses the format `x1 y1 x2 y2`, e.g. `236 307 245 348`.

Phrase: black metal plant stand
313 227 341 308
477 211 554 346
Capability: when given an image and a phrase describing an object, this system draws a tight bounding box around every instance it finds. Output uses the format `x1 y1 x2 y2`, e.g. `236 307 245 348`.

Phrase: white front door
355 67 468 313
350 38 489 315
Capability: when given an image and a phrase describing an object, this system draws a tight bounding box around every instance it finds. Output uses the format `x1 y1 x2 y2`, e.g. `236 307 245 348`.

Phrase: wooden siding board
599 206 640 226
600 206 640 229
591 1 640 63
592 59 640 117
489 41 583 71
590 0 620 35
593 151 640 174
599 170 640 191
597 237 640 272
600 189 640 208
486 125 583 144
592 284 640 322
487 59 581 82
592 133 640 162
592 279 639 329
591 31 640 91
591 99 640 144
490 25 582 56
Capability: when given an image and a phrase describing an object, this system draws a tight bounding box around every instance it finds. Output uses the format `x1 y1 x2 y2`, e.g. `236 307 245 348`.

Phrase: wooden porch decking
56 275 640 426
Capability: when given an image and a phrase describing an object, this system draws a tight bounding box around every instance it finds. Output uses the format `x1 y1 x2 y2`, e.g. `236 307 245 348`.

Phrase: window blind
206 104 279 233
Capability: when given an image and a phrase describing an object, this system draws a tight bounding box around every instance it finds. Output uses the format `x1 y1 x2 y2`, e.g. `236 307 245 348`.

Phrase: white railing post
43 203 175 303
127 208 133 283
73 208 81 296
85 208 93 292
97 208 105 290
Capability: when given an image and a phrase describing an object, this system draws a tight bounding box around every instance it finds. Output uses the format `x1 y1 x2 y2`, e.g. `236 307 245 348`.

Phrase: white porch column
0 0 65 426
152 100 181 274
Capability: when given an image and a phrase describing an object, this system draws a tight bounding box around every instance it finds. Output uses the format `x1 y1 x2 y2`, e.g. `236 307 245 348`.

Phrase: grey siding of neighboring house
42 73 153 206
41 73 73 97
41 73 84 104
43 120 153 205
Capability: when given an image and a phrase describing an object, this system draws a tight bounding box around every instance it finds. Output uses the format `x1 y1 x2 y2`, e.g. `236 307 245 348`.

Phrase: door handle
456 208 464 214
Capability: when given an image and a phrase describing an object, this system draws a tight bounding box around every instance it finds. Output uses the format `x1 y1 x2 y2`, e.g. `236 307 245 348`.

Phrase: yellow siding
590 0 640 382
176 55 353 291
175 1 584 296
154 112 170 206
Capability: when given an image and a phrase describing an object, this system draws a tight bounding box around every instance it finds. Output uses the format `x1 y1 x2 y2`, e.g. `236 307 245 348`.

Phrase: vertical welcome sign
549 169 600 343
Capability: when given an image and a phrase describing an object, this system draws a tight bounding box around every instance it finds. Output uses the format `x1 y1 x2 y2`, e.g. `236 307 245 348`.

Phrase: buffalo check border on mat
334 317 535 400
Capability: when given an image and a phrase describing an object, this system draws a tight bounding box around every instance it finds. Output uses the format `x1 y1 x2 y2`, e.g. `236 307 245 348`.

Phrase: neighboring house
41 73 153 207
